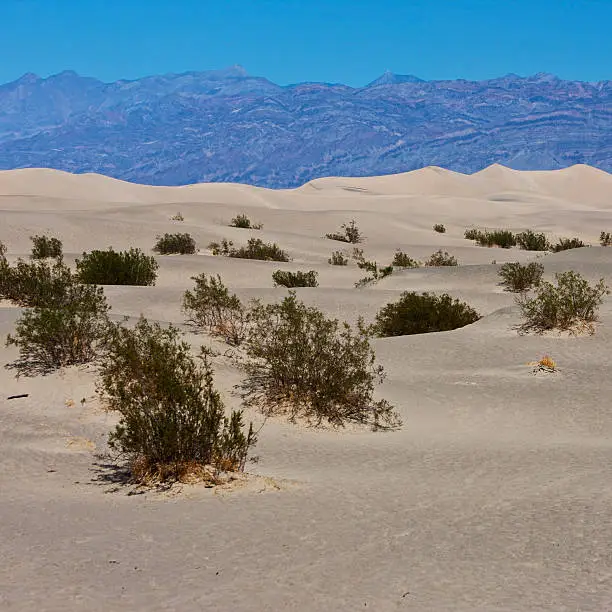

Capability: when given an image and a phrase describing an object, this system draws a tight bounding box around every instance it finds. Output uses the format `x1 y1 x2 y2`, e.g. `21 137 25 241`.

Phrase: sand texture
1 164 612 611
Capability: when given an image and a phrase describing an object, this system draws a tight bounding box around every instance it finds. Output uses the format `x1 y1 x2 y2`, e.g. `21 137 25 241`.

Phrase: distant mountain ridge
0 67 609 188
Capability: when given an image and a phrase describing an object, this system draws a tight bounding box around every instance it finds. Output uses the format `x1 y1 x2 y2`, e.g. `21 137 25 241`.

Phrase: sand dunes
1 164 612 610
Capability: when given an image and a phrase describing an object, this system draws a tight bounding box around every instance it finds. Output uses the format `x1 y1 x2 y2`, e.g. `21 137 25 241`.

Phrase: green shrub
30 235 63 259
516 271 608 333
354 255 393 287
325 220 363 244
464 228 482 241
0 240 6 261
99 317 256 483
183 274 248 346
373 292 480 337
515 230 550 251
153 233 197 255
209 237 290 262
600 232 612 247
475 230 517 248
433 224 446 233
230 214 263 230
239 292 400 429
328 251 348 265
392 250 420 268
272 270 319 288
550 237 586 252
0 257 74 307
425 249 458 267
6 283 110 375
498 262 544 292
76 248 158 286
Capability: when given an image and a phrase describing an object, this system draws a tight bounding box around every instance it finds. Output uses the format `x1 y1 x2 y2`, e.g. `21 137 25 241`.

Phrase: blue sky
2 0 611 85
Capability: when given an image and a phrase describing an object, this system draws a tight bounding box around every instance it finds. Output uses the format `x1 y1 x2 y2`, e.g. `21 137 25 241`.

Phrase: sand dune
1 165 612 611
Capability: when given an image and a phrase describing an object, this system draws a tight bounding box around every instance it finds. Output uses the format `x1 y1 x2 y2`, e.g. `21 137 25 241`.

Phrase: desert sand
1 164 612 611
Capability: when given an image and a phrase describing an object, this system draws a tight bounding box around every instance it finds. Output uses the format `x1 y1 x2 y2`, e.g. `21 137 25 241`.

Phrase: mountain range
0 66 610 188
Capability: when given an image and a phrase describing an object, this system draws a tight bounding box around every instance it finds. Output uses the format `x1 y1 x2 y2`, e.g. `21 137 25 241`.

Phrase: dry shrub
272 270 319 287
550 237 586 252
433 224 446 233
425 250 458 266
392 250 420 268
325 220 363 244
600 232 612 247
328 251 349 265
230 214 263 229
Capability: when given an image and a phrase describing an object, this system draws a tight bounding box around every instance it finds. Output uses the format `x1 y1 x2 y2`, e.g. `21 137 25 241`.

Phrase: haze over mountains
1 66 610 187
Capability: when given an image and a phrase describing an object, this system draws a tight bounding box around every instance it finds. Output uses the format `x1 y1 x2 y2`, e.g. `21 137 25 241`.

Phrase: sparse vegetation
328 250 349 266
464 228 481 241
354 253 393 287
230 214 263 230
30 235 63 259
208 238 290 262
325 220 363 244
498 262 544 293
153 233 197 255
550 237 586 252
433 224 446 233
272 270 319 288
239 292 400 429
392 250 420 268
515 230 550 251
600 232 612 247
6 282 110 375
170 212 184 221
373 292 480 337
477 230 517 248
517 271 608 333
425 249 458 267
183 274 247 346
76 248 158 286
99 317 256 483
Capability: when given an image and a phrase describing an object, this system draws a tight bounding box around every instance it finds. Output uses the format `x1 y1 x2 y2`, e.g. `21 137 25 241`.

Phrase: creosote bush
208 237 290 262
272 270 318 288
498 262 544 293
76 248 158 286
354 253 393 287
516 271 608 333
239 292 400 429
325 220 363 244
600 232 612 247
476 230 517 248
230 214 263 230
425 249 458 267
183 274 248 346
329 250 349 265
550 237 586 252
433 224 446 233
373 292 480 337
99 317 256 483
464 228 481 240
515 230 550 251
392 250 420 268
30 235 63 259
153 233 197 255
6 281 110 375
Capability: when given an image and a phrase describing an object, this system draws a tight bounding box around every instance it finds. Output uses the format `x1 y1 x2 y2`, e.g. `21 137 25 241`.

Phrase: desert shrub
392 250 420 268
464 228 483 241
600 232 612 247
373 292 480 337
239 292 399 429
425 249 458 267
170 212 184 221
76 248 158 286
272 270 319 288
0 257 74 307
0 240 6 261
0 242 7 296
475 230 517 248
498 262 544 292
6 283 110 375
183 274 248 346
516 271 608 333
30 235 63 259
550 237 586 252
99 317 256 483
230 214 263 230
433 224 446 233
325 220 363 244
328 251 348 266
354 256 393 287
153 233 197 255
515 230 550 251
209 237 290 262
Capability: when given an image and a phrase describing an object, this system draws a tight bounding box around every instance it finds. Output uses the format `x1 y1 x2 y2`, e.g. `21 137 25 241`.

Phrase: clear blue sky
2 0 611 85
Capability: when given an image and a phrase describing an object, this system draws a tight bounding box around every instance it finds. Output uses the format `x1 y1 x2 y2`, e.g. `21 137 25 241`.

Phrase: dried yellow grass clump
529 354 557 374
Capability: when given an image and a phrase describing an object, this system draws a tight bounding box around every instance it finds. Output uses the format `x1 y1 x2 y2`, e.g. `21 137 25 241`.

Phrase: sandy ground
1 164 612 611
